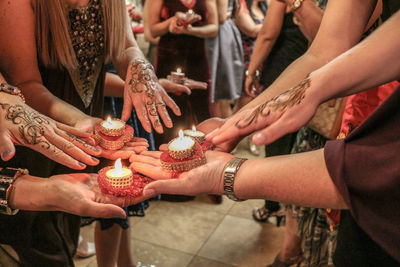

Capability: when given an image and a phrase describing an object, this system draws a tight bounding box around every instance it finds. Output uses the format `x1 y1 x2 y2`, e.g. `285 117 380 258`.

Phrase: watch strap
223 157 247 202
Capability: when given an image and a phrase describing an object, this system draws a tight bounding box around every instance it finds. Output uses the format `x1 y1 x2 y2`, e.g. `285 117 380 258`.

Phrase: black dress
0 1 106 265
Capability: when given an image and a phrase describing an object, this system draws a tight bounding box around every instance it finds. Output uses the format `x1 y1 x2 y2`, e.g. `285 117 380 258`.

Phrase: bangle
0 83 25 103
245 70 260 81
0 167 29 215
223 157 247 202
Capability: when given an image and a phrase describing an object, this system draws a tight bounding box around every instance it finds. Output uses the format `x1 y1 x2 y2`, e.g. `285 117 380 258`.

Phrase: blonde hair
34 0 126 69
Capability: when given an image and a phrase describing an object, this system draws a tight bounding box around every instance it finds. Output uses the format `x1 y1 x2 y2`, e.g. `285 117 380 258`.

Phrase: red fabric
340 81 399 135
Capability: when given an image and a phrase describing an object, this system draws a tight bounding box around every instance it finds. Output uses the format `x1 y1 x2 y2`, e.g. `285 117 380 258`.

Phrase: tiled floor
75 139 286 267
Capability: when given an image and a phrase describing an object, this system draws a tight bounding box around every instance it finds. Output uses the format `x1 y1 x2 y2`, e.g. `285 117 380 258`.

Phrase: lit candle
187 9 194 15
105 158 133 188
171 67 185 78
183 125 205 144
100 116 126 136
168 130 196 159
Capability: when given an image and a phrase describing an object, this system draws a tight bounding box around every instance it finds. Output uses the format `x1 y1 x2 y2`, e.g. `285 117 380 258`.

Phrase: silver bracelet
223 157 247 202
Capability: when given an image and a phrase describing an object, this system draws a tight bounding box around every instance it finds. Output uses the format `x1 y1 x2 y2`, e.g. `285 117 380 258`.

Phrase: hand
0 93 101 169
10 173 154 218
159 78 207 95
127 4 142 23
122 59 181 133
168 17 188 35
244 76 262 98
101 137 149 161
129 150 234 197
207 75 318 146
175 11 202 26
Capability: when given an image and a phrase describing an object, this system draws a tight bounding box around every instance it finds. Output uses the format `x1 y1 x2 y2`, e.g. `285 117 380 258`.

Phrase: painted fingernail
143 189 155 196
78 162 86 168
253 133 266 144
115 212 126 219
92 147 101 152
1 150 11 160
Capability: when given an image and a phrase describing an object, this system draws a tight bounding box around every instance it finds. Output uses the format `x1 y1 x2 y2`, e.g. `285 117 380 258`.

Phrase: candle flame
192 125 197 131
178 129 184 139
177 68 182 74
114 158 123 176
188 9 194 14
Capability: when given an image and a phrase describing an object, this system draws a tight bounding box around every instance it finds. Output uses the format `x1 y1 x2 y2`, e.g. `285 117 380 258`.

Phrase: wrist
222 157 248 201
245 69 260 81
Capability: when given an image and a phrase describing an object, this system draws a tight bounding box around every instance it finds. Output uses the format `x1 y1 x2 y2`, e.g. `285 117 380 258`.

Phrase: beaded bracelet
0 167 29 215
0 83 26 103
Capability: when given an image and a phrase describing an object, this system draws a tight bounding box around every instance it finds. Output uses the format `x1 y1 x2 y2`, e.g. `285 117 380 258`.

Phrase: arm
219 10 400 145
245 0 286 96
8 173 155 217
233 6 262 38
208 0 378 145
284 0 324 43
0 0 90 126
217 0 229 24
148 0 174 37
143 0 160 44
131 149 346 209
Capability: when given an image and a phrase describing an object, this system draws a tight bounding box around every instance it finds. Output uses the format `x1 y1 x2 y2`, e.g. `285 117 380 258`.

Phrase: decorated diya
94 116 134 150
167 67 186 85
98 158 151 197
161 130 206 173
183 126 215 152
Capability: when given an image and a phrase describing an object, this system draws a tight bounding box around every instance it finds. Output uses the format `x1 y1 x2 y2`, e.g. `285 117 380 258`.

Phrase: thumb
0 131 16 161
82 201 127 219
143 178 195 197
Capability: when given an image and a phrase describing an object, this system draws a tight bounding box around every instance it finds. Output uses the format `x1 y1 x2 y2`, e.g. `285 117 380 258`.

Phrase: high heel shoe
252 206 285 226
266 253 303 267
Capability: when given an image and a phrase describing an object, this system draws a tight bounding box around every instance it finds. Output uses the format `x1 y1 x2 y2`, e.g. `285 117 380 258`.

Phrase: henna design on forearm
0 103 52 150
128 59 160 117
236 75 311 129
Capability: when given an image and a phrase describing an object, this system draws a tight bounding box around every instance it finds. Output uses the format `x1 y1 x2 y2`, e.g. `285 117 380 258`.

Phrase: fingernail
143 189 155 196
92 157 100 163
253 133 266 144
78 162 86 168
115 212 126 219
1 150 11 160
92 147 101 152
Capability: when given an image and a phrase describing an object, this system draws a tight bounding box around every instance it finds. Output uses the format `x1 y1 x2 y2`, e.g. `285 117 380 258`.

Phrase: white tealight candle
105 158 133 187
171 67 185 78
100 116 126 136
168 130 196 159
183 125 205 144
187 9 194 15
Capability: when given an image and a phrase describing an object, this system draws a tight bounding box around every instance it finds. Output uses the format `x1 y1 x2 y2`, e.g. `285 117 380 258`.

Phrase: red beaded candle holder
99 118 126 137
161 142 206 172
94 124 134 150
98 167 152 197
201 140 215 153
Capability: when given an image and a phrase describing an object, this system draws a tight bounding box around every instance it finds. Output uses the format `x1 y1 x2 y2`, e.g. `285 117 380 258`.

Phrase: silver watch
223 157 247 202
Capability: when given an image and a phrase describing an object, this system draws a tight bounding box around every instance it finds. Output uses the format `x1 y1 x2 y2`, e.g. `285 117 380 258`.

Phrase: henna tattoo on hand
0 103 52 150
236 75 311 129
66 132 91 149
128 59 160 117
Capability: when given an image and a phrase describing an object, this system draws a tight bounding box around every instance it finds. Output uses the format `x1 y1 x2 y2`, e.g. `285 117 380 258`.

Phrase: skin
207 0 378 146
0 92 101 169
130 11 400 210
148 0 218 38
8 173 155 218
0 0 180 137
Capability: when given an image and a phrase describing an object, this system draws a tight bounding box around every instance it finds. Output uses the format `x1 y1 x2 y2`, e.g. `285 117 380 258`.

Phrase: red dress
155 0 211 145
